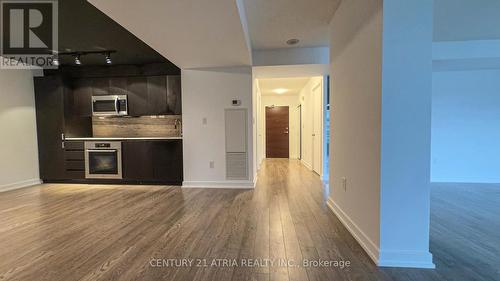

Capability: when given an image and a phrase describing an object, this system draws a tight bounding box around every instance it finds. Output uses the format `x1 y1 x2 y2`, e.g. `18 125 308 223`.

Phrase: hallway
0 160 493 281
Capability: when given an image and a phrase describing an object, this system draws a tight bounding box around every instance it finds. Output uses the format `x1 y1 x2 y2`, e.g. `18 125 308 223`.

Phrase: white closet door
225 109 248 179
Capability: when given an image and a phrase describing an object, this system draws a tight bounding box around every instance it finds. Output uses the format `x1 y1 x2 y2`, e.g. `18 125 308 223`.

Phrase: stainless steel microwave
92 95 128 116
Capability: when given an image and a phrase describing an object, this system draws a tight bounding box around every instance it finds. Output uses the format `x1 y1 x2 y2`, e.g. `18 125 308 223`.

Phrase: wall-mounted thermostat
232 99 241 106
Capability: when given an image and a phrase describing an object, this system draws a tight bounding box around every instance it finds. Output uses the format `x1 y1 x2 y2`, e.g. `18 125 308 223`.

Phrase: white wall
329 0 434 268
434 0 500 42
252 47 329 66
328 0 382 263
298 77 322 172
379 0 434 268
0 68 40 192
181 67 254 188
260 94 300 160
432 69 500 183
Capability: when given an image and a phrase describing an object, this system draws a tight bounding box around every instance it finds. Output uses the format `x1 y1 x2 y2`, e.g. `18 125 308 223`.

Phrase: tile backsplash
92 115 182 138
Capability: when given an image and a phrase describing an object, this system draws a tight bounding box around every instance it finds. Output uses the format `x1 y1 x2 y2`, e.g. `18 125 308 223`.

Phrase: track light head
105 53 112 65
74 55 81 65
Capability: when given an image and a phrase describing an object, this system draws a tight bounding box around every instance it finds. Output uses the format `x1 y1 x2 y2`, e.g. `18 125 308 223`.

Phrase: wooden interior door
266 106 289 158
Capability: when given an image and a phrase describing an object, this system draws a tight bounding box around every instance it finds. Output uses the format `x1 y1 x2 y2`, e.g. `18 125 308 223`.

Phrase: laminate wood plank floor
0 159 498 281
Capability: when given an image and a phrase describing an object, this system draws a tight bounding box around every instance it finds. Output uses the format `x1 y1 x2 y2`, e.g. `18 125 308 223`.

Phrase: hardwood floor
0 160 498 281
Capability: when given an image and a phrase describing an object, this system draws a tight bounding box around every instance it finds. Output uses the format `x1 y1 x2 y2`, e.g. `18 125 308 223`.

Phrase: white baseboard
326 197 435 269
301 159 312 170
378 251 435 269
326 198 380 263
0 178 42 193
182 180 255 189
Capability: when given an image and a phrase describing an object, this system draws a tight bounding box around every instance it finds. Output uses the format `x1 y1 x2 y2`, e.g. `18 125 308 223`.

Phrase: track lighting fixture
53 50 116 66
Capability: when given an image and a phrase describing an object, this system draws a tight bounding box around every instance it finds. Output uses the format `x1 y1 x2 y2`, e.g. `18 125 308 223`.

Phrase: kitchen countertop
65 137 182 141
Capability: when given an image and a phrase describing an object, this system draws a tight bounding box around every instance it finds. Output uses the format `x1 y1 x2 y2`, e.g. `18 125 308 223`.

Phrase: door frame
298 104 302 160
311 80 323 175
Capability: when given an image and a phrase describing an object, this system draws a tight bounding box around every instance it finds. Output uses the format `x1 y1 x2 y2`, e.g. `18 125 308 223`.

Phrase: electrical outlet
202 117 207 125
341 177 347 191
209 161 215 169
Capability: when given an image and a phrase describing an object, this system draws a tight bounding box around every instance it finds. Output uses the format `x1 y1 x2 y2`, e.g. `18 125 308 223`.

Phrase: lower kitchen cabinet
122 140 183 184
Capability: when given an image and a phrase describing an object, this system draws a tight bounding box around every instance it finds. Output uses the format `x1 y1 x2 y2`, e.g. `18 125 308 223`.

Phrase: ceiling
88 0 252 69
242 0 340 50
58 0 170 66
434 0 500 41
258 77 312 96
253 64 329 79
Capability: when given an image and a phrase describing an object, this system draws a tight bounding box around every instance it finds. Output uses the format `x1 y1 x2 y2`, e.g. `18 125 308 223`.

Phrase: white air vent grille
226 152 248 179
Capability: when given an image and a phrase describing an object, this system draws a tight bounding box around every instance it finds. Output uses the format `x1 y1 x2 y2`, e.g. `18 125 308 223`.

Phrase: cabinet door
92 77 110 96
72 78 93 117
151 140 183 182
167 75 182 114
34 76 66 180
122 141 153 180
109 77 128 96
147 76 168 115
126 76 149 116
122 141 183 183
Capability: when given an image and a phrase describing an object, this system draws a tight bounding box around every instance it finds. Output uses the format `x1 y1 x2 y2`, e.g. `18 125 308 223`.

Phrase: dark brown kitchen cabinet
92 77 110 96
126 76 149 116
147 76 168 115
63 141 85 179
71 78 93 117
34 76 67 181
70 75 181 117
109 77 128 96
128 75 181 116
167 75 182 114
122 140 183 184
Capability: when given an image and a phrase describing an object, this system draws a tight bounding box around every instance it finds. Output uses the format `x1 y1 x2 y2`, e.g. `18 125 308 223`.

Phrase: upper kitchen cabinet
109 77 128 96
167 75 182 115
69 74 181 117
147 76 168 115
126 76 149 116
92 77 110 96
71 78 93 117
128 75 181 116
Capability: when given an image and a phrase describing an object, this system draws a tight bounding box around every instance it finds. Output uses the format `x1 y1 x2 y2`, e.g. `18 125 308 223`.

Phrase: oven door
85 149 122 179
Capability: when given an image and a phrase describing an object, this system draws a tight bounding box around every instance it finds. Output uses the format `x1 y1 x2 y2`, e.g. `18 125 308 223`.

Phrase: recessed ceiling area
258 77 312 96
58 0 169 66
242 0 340 50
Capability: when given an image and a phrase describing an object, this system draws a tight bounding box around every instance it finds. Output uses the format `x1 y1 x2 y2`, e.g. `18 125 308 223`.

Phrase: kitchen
32 0 183 186
34 63 183 185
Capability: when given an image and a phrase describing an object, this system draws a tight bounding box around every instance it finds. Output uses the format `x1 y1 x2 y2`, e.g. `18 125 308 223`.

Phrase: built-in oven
92 95 128 116
85 141 122 179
